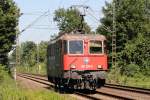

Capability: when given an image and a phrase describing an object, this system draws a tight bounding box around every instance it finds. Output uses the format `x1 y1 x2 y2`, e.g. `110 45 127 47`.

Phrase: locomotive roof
49 33 106 44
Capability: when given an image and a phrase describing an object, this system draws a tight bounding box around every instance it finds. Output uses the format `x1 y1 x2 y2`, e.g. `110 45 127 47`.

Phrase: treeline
17 41 48 67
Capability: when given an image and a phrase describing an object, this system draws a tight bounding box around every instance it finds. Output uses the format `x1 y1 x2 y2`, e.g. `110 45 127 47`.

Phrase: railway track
105 83 150 95
17 73 150 100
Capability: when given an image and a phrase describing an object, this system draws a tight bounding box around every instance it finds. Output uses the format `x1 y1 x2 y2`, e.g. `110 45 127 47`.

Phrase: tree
18 41 48 67
97 0 150 52
38 41 48 62
21 41 36 67
54 8 91 33
0 0 20 65
118 34 150 76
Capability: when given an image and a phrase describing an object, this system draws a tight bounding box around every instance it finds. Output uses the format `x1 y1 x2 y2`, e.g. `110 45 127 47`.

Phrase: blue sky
14 0 112 43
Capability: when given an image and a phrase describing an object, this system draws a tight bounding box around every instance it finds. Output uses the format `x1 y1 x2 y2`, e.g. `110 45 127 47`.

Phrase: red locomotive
47 31 108 90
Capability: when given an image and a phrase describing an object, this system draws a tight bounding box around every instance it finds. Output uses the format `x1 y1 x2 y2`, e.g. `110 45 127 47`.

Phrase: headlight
70 64 76 69
97 65 102 69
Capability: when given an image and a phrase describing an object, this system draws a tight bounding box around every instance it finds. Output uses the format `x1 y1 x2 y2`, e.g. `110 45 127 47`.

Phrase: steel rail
17 74 53 87
95 91 133 100
105 83 150 95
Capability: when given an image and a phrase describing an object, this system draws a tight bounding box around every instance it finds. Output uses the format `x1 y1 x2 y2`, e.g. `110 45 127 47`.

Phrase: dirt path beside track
16 75 85 100
16 75 49 90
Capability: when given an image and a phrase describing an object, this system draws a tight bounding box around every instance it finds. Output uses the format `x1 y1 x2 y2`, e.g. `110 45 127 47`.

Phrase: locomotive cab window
69 40 83 54
89 40 102 54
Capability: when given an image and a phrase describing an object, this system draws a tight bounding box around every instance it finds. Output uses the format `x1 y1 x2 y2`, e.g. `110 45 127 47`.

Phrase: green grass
0 66 75 100
107 68 150 89
123 75 150 89
17 63 47 75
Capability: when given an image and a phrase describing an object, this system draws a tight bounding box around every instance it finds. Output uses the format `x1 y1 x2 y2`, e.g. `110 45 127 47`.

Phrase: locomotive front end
63 34 108 90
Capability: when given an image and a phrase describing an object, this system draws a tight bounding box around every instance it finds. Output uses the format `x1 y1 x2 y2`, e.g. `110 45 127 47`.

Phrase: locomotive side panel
47 40 64 79
47 44 55 78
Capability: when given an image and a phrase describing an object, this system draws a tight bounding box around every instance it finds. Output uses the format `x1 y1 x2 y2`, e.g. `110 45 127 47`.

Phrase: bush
118 34 150 76
123 63 140 77
107 65 121 84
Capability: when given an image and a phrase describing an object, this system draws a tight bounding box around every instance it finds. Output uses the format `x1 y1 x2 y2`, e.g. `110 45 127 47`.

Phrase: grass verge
107 68 150 89
0 66 74 100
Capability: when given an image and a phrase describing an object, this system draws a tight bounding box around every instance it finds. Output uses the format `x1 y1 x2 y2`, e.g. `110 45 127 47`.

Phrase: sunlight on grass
107 68 150 89
0 67 75 100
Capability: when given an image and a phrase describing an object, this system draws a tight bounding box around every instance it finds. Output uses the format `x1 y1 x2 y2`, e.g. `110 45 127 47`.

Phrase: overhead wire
77 0 112 33
70 0 112 33
19 1 112 32
82 0 90 4
32 25 51 27
20 11 51 33
86 16 99 30
22 11 54 16
28 27 58 30
87 8 113 33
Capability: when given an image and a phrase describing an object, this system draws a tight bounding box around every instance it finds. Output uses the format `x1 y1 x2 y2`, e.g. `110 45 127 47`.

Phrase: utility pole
37 43 40 74
14 13 23 80
15 33 20 80
112 0 116 67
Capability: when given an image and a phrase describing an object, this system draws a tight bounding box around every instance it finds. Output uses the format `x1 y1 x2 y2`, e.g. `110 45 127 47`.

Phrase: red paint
63 54 108 71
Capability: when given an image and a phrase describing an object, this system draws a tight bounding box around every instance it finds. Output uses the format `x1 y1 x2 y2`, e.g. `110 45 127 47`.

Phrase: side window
89 40 102 54
63 40 68 54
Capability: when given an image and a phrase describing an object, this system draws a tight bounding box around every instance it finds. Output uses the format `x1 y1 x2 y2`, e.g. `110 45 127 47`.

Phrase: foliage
0 0 20 65
21 41 37 67
0 65 7 83
107 66 121 84
118 34 150 76
11 41 48 69
97 0 150 77
123 64 140 77
54 8 91 33
17 62 47 75
10 41 48 75
107 69 150 89
20 41 48 67
97 0 150 52
38 41 48 62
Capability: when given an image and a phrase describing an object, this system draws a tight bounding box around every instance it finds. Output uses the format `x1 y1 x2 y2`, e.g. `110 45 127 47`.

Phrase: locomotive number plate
81 65 93 69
